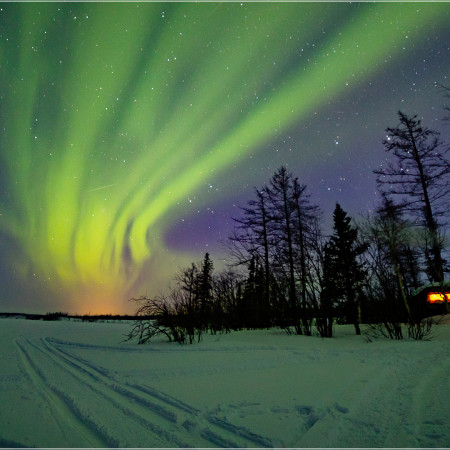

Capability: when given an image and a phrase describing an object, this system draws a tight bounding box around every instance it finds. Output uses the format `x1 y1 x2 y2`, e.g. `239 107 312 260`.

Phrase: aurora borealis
0 3 449 314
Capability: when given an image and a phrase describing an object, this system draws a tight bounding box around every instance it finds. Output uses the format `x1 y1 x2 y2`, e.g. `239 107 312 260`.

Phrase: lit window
427 292 450 303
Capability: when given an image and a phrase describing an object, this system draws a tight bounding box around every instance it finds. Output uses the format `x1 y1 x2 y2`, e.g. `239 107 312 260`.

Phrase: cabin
411 281 450 318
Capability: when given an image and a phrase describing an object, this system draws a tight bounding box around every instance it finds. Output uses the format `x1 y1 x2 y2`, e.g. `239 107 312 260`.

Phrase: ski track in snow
3 321 449 448
14 336 275 448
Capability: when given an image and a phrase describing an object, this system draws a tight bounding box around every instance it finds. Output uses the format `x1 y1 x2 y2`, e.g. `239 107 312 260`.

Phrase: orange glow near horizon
67 285 133 316
427 292 450 304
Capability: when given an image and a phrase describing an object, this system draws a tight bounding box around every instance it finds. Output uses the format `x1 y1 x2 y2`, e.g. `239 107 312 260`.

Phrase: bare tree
227 167 323 334
213 269 245 331
291 178 322 335
359 195 433 340
125 293 189 344
374 111 449 283
175 263 201 343
266 167 299 332
230 188 273 313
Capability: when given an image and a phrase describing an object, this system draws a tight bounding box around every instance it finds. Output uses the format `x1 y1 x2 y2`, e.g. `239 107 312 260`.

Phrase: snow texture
0 317 449 448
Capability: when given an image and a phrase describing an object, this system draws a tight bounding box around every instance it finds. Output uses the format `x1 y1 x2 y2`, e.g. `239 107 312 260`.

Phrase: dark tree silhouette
360 194 434 340
291 178 322 335
374 111 449 283
242 257 271 328
175 262 201 343
230 187 273 315
322 204 367 335
213 269 245 331
198 252 214 333
266 167 299 332
228 167 322 334
360 195 420 336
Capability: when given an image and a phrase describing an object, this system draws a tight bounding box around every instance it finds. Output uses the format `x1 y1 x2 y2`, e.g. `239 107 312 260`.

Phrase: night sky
0 2 448 315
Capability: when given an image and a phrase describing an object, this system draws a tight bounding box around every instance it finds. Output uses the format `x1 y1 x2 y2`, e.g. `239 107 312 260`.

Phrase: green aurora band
0 3 448 312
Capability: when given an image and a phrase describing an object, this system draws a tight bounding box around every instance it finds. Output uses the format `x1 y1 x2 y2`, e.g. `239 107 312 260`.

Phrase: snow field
0 318 449 448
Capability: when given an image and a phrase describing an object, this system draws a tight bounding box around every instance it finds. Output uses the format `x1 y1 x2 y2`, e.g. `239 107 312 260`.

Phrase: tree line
127 110 449 344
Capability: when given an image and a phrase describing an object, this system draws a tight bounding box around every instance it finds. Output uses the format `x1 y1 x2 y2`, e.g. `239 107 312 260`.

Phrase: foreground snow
0 318 449 448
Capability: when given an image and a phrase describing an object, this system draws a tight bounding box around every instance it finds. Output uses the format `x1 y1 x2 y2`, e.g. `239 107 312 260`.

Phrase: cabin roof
412 280 450 297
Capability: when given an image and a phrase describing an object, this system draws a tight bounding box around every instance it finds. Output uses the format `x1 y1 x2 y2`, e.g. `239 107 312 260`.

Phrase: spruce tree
323 204 367 335
198 253 213 333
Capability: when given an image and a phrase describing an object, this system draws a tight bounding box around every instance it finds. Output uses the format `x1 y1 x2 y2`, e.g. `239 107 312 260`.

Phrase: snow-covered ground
0 317 449 448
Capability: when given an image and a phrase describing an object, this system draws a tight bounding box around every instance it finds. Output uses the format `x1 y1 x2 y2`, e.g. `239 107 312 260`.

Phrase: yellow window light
427 292 450 304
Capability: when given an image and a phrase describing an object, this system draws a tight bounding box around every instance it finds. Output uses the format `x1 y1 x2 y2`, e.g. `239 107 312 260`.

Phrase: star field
0 3 448 314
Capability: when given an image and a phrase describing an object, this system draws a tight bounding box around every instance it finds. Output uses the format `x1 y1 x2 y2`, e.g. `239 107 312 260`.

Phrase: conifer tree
323 204 367 335
198 253 213 332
